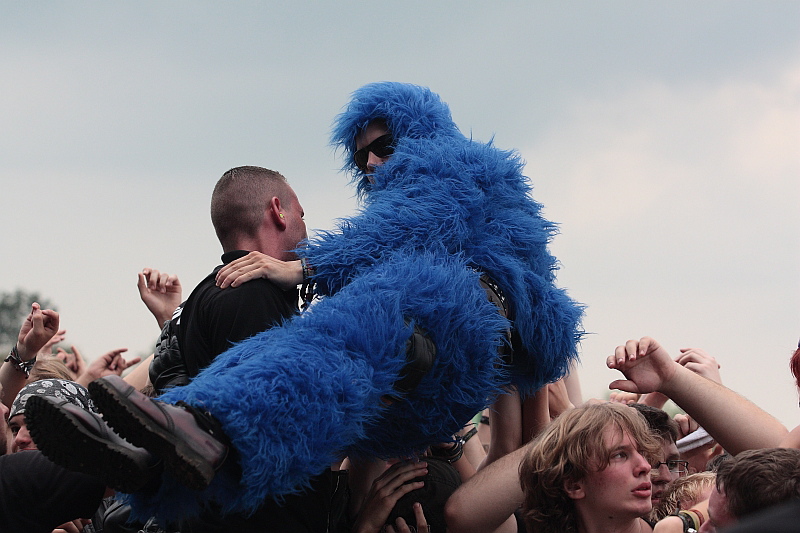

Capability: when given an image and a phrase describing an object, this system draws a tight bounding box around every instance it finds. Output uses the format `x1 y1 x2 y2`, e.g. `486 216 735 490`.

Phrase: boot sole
89 378 214 491
25 395 155 493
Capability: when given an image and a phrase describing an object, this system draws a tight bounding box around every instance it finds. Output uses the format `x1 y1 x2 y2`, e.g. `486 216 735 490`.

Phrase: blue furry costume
135 82 583 519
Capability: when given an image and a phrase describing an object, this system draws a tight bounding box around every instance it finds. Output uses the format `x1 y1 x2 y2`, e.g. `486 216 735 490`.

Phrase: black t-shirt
0 451 105 533
150 250 299 391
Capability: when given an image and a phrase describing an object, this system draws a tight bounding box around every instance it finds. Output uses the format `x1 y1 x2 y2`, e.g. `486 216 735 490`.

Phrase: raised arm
445 443 525 533
608 337 787 455
1 303 59 407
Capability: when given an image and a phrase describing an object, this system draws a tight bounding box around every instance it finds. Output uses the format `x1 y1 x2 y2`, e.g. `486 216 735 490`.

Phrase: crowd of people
3 83 799 533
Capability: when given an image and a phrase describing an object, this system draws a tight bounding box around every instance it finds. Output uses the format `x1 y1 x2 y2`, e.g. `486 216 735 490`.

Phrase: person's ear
563 478 585 500
269 197 286 229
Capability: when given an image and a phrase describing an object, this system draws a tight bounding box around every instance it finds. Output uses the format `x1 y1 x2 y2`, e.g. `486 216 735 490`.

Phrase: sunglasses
353 133 395 172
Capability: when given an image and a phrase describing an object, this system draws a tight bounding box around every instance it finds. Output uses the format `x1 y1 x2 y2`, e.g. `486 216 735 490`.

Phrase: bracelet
5 345 36 378
461 426 478 444
675 508 703 533
300 257 316 282
430 439 464 464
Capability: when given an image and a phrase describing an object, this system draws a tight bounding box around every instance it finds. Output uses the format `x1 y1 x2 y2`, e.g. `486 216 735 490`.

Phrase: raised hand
606 337 678 395
137 268 182 327
17 303 60 361
352 460 428 533
55 345 87 379
675 347 722 384
76 348 142 387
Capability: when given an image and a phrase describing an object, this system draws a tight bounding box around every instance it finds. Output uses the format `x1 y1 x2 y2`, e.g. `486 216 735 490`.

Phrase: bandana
9 379 96 420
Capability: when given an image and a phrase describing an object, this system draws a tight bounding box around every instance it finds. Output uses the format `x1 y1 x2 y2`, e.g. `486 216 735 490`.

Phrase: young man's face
355 121 392 182
699 485 736 532
279 186 307 260
650 438 682 507
8 414 35 452
570 428 654 522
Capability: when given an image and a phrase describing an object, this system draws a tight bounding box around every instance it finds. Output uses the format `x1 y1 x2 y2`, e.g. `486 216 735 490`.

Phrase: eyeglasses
354 133 395 172
651 460 689 476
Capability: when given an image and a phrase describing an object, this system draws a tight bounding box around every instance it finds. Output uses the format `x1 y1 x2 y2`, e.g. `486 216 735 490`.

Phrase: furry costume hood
332 82 460 196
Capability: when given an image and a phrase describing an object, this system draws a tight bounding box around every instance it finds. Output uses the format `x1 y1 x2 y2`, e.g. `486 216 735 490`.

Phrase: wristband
461 426 478 444
430 439 464 464
5 345 36 378
300 257 316 282
675 508 704 533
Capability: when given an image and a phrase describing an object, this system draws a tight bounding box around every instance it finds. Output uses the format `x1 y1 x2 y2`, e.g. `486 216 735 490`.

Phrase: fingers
673 413 699 439
609 391 640 405
608 379 641 394
140 268 174 293
137 271 148 292
412 502 429 532
374 460 428 494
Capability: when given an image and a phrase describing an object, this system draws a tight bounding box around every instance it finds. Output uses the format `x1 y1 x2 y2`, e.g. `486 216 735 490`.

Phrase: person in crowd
652 471 715 521
444 402 678 532
1 303 60 411
30 166 341 532
9 378 95 453
29 82 583 524
29 356 74 382
0 303 108 533
628 403 687 514
693 345 800 532
519 402 661 533
147 165 307 393
699 447 800 532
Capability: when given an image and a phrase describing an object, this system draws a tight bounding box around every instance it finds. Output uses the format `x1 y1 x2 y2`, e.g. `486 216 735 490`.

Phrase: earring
279 213 285 219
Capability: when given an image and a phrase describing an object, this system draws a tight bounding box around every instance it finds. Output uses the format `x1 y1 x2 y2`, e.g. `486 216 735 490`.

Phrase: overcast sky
3 2 799 427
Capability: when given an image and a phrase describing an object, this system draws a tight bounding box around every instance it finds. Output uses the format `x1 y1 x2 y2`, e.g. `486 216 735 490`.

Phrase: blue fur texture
125 82 584 520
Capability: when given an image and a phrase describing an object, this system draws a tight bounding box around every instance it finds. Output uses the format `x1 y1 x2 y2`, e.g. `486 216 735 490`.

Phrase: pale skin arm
445 442 527 533
483 389 523 467
779 424 800 449
608 337 787 455
1 303 59 408
563 359 583 406
215 251 303 291
123 353 154 390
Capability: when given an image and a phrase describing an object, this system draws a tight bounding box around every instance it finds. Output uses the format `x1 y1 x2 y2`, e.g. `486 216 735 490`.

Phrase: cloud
521 57 800 424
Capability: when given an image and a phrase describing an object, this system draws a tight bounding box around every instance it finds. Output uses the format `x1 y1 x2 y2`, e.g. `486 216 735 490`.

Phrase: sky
2 2 799 428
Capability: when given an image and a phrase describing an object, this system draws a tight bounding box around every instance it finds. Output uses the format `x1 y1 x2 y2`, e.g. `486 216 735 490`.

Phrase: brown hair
210 166 290 252
519 402 662 533
715 448 800 520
